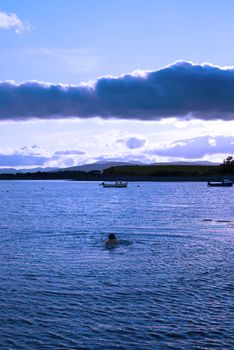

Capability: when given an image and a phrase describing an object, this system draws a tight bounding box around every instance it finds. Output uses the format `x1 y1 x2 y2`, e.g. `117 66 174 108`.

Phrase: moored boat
100 181 128 188
207 179 233 187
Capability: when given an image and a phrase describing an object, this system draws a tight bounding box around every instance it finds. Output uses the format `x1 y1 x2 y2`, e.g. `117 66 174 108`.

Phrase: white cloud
148 135 234 159
0 11 31 33
0 145 85 168
208 138 217 146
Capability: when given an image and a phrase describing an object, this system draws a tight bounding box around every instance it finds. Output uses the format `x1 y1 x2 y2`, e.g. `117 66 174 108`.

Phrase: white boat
100 181 128 188
207 179 233 187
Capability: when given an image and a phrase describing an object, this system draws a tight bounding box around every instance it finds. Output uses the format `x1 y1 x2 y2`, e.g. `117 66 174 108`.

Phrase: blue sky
0 0 234 168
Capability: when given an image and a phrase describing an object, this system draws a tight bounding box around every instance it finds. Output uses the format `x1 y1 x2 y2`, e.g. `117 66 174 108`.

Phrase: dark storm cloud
2 61 234 121
149 135 234 159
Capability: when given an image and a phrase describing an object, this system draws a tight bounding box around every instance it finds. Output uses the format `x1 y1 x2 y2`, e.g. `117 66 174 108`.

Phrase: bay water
0 181 233 349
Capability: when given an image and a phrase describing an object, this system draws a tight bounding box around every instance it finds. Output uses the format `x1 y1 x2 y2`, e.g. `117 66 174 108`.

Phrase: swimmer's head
108 233 116 240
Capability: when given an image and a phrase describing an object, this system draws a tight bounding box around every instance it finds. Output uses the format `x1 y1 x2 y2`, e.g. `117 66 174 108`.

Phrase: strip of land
0 164 233 181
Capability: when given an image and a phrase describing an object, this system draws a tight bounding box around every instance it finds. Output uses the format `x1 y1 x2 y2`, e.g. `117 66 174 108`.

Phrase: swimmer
105 233 119 248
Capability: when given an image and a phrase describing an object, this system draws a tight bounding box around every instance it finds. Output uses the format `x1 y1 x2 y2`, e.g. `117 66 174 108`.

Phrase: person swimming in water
105 233 119 248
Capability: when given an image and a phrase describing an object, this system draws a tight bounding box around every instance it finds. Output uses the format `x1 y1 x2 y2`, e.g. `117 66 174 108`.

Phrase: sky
1 0 234 168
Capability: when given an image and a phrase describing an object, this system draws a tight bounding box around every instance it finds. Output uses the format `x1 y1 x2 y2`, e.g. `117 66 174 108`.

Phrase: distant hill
0 162 135 174
0 168 17 174
59 161 142 172
0 161 229 182
60 160 219 172
0 160 218 175
0 167 58 174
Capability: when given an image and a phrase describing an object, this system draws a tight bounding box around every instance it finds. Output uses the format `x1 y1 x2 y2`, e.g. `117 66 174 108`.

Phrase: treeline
0 170 92 180
103 156 234 177
219 156 234 174
103 164 218 177
0 156 233 181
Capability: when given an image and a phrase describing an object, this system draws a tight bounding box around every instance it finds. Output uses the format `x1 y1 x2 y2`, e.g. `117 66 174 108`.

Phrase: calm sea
0 180 233 350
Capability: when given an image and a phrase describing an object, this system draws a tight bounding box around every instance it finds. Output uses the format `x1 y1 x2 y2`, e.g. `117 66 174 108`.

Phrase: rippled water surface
0 180 233 349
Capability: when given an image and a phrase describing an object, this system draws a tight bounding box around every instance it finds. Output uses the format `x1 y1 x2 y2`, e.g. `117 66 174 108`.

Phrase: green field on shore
103 164 220 177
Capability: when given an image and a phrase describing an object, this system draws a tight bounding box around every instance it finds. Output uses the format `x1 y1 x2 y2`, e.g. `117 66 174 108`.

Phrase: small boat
100 181 128 188
207 179 233 187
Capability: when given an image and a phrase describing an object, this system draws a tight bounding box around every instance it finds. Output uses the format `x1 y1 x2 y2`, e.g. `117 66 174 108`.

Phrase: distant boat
207 179 233 187
100 181 128 188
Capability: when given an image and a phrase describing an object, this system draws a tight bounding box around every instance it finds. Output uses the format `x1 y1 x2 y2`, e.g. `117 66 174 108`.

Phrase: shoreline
0 175 233 182
0 165 233 182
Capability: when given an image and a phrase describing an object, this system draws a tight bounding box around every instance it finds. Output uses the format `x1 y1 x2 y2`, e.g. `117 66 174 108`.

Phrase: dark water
0 181 233 350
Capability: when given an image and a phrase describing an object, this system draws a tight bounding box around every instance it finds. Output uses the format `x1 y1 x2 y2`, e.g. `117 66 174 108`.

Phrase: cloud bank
0 11 30 33
149 135 234 159
0 135 233 167
0 145 85 167
2 61 234 121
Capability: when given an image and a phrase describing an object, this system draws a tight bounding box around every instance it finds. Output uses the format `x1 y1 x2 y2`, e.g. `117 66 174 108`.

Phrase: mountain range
0 161 219 174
